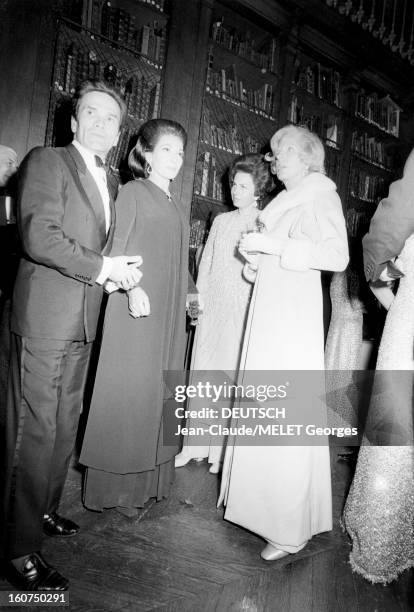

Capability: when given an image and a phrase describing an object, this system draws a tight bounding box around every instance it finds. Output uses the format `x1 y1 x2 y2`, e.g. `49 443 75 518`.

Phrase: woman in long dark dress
80 119 190 517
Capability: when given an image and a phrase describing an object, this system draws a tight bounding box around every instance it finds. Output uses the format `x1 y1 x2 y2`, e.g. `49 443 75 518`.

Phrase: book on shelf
200 150 211 196
355 90 401 136
193 151 204 196
193 150 224 202
207 63 275 118
199 106 249 155
292 58 342 108
305 65 316 95
150 80 161 118
325 115 341 147
351 130 392 168
189 218 207 249
350 166 387 203
332 70 341 107
79 0 167 66
317 63 336 106
210 16 279 72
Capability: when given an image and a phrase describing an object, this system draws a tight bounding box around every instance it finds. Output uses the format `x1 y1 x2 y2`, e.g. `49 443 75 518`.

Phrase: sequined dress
325 271 364 427
343 235 414 584
182 206 258 464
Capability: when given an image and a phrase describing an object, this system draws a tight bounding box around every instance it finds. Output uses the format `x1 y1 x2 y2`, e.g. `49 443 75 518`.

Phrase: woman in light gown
218 124 349 561
175 154 272 473
342 235 414 584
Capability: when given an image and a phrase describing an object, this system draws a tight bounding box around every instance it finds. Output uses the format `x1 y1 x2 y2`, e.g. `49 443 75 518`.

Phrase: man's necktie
94 155 105 169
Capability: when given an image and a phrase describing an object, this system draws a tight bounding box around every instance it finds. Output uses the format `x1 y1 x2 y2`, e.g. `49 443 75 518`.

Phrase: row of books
121 76 161 118
54 42 161 119
211 18 279 73
349 167 387 203
189 218 208 249
206 61 276 119
351 131 393 169
75 0 167 66
292 60 342 108
346 208 372 238
193 151 225 202
287 102 343 148
355 92 401 137
200 108 261 155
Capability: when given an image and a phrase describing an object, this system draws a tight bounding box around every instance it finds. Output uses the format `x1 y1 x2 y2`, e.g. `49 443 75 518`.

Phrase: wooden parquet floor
1 447 413 612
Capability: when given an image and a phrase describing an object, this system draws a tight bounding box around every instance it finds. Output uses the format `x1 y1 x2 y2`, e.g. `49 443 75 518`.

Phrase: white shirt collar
72 140 104 169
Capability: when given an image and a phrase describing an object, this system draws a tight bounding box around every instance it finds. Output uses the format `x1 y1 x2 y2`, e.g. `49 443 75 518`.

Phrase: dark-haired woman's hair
229 153 273 200
128 119 187 178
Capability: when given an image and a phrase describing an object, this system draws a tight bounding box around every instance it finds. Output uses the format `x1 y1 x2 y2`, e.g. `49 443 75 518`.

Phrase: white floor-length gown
219 172 349 552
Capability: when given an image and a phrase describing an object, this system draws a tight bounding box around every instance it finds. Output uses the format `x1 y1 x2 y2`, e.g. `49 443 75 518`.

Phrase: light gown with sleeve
181 206 258 465
342 235 414 584
218 172 349 553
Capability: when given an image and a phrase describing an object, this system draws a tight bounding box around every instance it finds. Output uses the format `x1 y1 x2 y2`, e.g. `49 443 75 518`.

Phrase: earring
145 162 152 175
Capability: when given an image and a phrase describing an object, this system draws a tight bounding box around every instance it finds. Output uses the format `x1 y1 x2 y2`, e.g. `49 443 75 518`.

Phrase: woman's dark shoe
43 512 79 537
115 506 139 518
3 552 68 590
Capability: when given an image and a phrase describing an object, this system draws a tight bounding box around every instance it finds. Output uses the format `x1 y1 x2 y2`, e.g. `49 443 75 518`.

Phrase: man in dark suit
363 148 414 282
2 81 142 590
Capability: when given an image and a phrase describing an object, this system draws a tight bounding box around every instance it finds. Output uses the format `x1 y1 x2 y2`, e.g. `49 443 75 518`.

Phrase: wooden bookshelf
45 0 169 174
345 86 403 238
190 0 281 247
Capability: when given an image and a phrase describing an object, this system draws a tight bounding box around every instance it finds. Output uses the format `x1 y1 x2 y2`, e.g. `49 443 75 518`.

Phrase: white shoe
260 543 290 561
208 462 221 474
175 451 204 468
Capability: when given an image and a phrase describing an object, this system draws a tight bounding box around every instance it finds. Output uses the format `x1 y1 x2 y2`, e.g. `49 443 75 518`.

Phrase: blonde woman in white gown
175 154 272 473
218 125 349 561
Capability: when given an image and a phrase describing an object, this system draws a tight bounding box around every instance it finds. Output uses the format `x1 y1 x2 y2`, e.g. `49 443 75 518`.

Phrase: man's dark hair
72 80 127 125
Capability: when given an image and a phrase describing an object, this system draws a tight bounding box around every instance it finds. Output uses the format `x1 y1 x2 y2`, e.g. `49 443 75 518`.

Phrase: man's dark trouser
3 333 92 559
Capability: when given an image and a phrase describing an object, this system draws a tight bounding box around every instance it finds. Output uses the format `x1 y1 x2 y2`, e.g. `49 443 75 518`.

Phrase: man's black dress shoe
3 552 68 590
43 512 79 537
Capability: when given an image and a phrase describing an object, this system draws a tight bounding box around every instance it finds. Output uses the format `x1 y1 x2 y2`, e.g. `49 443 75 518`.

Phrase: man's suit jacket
11 144 116 342
363 148 414 282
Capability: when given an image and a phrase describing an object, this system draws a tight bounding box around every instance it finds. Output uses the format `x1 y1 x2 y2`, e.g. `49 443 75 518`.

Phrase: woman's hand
243 262 258 283
369 281 395 311
186 293 203 324
239 231 266 254
128 286 150 318
239 231 282 256
239 246 259 266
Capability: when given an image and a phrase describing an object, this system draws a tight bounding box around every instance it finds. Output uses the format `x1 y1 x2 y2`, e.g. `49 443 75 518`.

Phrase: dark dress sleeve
108 181 138 257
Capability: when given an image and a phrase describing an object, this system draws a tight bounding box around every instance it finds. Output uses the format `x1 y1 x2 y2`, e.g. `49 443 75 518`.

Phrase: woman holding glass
218 125 349 560
175 154 272 473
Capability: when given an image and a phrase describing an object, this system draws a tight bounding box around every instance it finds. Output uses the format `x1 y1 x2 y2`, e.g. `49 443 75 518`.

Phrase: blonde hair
270 124 326 174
